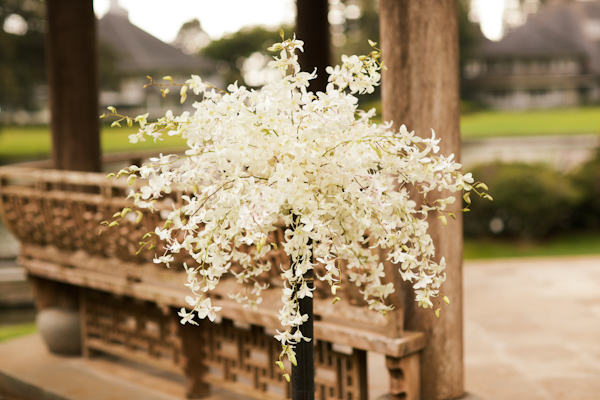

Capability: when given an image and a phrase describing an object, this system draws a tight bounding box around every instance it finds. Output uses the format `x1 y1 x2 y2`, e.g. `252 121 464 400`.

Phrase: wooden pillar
379 1 464 399
296 0 331 92
46 0 101 172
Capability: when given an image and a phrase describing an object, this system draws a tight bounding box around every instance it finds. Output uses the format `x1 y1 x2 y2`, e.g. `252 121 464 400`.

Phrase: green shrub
464 162 582 240
569 151 600 229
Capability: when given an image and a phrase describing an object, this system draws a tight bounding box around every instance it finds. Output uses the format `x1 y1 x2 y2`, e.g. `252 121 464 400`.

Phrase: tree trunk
296 0 331 92
379 1 464 399
46 0 101 172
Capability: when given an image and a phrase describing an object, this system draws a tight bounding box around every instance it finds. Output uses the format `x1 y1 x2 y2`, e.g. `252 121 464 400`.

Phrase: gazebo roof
98 5 214 75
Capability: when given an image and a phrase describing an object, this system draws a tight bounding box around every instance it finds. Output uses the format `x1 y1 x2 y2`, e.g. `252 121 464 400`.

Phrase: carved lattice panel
81 289 182 372
197 319 367 400
198 319 290 398
314 341 367 400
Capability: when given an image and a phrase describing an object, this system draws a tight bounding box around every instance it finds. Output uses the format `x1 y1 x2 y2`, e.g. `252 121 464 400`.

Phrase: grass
464 231 600 260
2 106 600 161
0 322 37 343
460 106 600 139
0 124 186 161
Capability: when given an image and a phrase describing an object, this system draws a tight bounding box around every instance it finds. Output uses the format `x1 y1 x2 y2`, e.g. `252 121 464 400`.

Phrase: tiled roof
481 1 600 73
98 11 214 74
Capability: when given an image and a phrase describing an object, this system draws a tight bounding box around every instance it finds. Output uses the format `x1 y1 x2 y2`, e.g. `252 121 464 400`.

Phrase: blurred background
1 0 599 264
1 1 599 397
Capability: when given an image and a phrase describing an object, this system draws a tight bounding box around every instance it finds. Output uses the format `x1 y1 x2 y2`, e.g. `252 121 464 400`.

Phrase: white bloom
110 35 486 366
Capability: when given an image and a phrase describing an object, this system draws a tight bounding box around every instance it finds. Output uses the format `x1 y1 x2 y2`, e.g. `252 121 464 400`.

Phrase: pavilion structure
0 1 463 399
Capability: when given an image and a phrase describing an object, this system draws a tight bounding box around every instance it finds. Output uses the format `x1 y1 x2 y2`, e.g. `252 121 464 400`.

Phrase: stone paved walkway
464 255 600 400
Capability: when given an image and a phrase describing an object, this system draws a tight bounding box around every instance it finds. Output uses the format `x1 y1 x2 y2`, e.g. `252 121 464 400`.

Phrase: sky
93 0 296 42
94 0 507 43
472 0 506 41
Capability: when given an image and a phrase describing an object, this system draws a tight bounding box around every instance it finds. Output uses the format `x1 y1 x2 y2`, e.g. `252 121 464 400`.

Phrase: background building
464 0 600 110
98 1 218 118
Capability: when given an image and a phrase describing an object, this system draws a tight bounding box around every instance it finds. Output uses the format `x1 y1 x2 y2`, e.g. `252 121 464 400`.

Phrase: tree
201 26 288 87
0 0 45 118
330 0 380 60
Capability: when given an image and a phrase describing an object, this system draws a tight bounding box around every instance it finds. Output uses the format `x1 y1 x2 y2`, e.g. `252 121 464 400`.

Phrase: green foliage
458 0 480 74
569 151 600 229
464 162 582 240
0 0 46 114
201 26 287 86
0 125 185 162
331 0 380 60
98 41 122 91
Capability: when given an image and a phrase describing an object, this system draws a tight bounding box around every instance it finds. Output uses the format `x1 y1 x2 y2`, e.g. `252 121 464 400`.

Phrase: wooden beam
46 0 101 172
296 0 331 92
379 1 464 399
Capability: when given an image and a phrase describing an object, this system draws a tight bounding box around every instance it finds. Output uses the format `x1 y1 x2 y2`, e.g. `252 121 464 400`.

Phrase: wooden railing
0 159 425 400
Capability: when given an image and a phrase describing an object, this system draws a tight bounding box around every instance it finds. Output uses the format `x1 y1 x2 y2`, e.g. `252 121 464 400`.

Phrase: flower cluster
106 35 488 365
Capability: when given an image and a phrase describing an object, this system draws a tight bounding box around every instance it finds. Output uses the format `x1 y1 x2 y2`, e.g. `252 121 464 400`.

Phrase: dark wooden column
379 1 464 399
46 0 101 172
296 0 330 92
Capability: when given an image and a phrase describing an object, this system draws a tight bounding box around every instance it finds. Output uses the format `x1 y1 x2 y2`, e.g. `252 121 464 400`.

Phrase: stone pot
36 307 82 355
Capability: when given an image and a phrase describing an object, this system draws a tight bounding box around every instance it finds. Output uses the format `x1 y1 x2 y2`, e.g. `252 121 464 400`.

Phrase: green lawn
464 231 600 260
2 106 600 161
0 322 37 343
0 124 185 161
460 106 600 139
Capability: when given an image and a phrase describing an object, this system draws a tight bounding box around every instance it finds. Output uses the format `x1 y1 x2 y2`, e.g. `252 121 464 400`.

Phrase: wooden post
37 0 100 341
46 0 101 172
379 1 464 399
296 0 330 92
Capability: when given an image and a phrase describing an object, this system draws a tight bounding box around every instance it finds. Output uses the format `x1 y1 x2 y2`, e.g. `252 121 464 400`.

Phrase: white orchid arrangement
103 34 488 369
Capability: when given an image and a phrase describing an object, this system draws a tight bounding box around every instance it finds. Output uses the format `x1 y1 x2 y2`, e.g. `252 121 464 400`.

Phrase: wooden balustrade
0 162 424 400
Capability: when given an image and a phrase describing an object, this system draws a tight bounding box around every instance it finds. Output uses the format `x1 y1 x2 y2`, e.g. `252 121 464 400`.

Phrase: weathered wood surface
380 1 464 399
19 244 425 359
0 164 426 399
296 0 330 92
46 0 101 173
